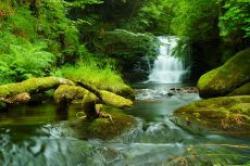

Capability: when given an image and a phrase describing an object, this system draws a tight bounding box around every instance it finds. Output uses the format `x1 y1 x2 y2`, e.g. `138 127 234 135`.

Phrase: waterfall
148 36 186 84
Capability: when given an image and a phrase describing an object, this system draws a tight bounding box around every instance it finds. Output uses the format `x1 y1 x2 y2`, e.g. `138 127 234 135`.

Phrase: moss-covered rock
0 77 74 104
54 85 97 104
100 90 133 108
70 106 136 140
197 48 250 98
174 96 250 137
229 82 250 96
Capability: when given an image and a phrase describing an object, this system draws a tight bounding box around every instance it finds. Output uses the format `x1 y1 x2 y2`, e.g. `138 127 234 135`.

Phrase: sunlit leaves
219 0 250 39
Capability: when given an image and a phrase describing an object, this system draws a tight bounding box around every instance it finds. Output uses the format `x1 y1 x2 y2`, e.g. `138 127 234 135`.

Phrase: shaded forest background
0 0 249 84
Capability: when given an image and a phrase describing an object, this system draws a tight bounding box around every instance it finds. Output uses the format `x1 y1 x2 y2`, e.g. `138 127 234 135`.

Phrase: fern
8 42 55 78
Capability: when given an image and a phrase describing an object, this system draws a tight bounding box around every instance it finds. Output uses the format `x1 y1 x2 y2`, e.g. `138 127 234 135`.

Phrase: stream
0 83 250 165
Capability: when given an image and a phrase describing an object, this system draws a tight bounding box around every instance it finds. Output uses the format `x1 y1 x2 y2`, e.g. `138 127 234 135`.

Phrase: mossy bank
174 95 250 137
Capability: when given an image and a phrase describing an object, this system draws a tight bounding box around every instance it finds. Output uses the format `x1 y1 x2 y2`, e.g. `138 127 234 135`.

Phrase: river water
0 83 250 165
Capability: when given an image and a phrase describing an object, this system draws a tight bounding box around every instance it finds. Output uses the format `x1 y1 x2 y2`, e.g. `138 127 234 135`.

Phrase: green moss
174 95 250 137
54 85 133 108
197 67 220 91
230 103 250 116
0 77 74 98
70 106 136 140
100 90 133 108
54 85 96 104
229 82 250 96
197 48 250 97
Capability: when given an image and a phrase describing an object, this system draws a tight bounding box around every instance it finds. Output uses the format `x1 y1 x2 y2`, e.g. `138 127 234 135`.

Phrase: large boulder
174 96 250 137
197 48 250 98
229 82 250 96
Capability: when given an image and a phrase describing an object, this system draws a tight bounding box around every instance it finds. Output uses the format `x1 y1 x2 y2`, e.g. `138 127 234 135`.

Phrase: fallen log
54 84 133 119
0 77 74 104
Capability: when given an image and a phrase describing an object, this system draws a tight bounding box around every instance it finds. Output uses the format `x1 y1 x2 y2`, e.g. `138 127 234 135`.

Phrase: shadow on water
0 83 250 165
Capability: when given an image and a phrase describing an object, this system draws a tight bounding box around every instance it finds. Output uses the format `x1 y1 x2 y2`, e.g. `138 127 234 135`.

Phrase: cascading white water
148 36 186 84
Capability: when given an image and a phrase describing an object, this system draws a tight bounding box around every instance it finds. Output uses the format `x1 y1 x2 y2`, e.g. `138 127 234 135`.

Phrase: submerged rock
174 95 250 137
169 87 199 94
69 106 136 140
197 48 250 98
54 85 135 139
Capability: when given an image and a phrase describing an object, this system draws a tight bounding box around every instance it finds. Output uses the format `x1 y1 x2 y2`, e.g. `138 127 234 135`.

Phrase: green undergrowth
0 1 85 84
54 62 133 96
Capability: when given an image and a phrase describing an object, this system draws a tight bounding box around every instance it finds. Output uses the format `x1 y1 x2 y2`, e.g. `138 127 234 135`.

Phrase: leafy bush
122 0 174 34
171 0 220 40
0 32 55 83
94 29 158 60
36 0 83 62
219 0 250 39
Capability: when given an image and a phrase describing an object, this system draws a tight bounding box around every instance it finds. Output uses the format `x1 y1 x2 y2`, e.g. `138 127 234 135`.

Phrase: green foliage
219 0 250 39
122 0 174 34
1 6 37 39
0 1 90 84
36 0 83 61
54 62 131 94
0 1 14 19
5 42 55 77
171 0 220 40
0 32 55 83
65 0 103 8
95 29 158 60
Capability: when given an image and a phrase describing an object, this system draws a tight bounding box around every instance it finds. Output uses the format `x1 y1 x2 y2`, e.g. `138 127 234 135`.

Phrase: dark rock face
123 56 153 82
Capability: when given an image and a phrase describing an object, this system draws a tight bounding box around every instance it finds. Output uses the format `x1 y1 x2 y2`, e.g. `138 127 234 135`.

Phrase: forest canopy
0 0 249 84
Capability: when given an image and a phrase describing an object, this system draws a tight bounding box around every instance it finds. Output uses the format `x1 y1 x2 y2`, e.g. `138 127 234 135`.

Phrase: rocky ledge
174 95 250 137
